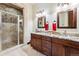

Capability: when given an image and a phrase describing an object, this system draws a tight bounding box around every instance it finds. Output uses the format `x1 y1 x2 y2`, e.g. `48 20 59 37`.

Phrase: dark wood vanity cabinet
31 33 79 56
52 38 79 56
51 38 66 56
52 43 65 56
31 34 36 48
31 34 52 56
36 38 42 51
31 34 42 52
42 36 52 56
65 47 79 56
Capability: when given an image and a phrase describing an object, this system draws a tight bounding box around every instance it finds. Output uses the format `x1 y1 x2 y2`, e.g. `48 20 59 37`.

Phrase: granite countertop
32 32 79 42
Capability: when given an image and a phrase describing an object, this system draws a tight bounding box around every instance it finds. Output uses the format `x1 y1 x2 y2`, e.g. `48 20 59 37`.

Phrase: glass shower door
0 12 19 50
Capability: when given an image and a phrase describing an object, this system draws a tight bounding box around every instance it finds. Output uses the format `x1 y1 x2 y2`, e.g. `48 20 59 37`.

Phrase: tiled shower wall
0 4 23 16
0 4 23 51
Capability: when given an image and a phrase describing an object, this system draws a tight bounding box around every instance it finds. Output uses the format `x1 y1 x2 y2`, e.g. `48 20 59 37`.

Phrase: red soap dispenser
45 21 49 31
52 20 56 31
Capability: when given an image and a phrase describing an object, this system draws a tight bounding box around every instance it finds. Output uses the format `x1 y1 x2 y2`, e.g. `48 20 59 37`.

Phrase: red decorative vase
45 23 48 30
52 23 56 31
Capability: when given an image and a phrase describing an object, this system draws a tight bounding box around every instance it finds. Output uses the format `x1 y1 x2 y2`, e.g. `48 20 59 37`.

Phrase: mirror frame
57 8 77 29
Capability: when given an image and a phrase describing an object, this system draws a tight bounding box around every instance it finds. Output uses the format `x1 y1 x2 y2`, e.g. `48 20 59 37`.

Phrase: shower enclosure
0 11 22 51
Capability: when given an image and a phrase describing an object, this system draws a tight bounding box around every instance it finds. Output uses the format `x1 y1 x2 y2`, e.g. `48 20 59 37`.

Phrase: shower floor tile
2 42 17 50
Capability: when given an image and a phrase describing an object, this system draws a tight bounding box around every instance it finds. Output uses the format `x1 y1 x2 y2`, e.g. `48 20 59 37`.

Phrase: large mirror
57 8 77 28
38 16 46 28
59 11 68 27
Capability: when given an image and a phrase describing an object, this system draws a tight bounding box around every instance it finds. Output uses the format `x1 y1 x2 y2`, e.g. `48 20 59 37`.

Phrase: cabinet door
42 40 51 56
31 37 36 48
31 34 42 52
65 47 79 56
52 43 65 56
31 34 37 48
36 38 42 52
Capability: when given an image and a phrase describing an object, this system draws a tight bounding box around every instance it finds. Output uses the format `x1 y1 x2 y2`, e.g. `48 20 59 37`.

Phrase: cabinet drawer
42 36 51 42
52 37 79 49
52 37 64 43
31 34 41 39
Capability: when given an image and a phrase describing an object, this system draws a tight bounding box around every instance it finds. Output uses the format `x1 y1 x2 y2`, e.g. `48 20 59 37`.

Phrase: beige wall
23 4 33 43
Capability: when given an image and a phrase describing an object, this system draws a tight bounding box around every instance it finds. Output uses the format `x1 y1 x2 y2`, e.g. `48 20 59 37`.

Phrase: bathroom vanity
31 32 79 56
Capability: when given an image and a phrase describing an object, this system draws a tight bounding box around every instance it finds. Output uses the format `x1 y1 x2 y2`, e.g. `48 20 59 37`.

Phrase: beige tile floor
0 44 45 56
